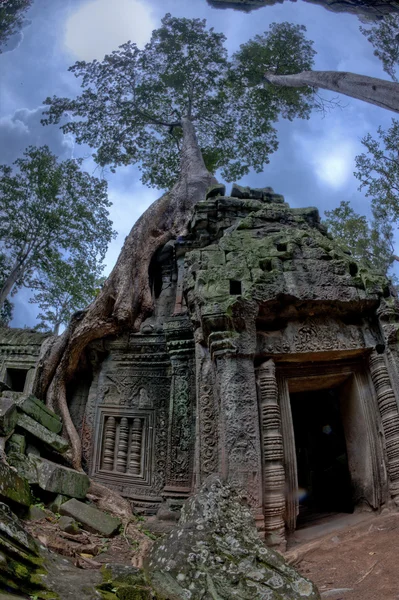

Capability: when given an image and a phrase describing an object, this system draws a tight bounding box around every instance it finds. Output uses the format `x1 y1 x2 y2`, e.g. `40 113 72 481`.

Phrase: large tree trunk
34 117 216 470
264 70 399 114
0 259 25 309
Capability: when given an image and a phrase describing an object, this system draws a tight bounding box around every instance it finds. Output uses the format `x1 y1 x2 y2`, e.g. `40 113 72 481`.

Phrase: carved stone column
206 301 264 531
258 360 286 548
195 340 218 486
163 316 196 500
369 351 399 501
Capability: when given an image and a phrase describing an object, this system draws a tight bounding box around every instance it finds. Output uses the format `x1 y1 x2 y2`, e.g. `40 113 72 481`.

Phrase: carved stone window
93 409 154 486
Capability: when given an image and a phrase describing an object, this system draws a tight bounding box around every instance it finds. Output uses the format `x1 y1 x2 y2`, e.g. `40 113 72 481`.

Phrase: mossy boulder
146 476 320 600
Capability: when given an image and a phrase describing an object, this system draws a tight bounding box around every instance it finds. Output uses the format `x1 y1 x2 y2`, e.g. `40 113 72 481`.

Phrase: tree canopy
324 200 396 278
0 145 115 310
30 256 104 335
360 15 399 83
42 15 317 189
0 0 32 52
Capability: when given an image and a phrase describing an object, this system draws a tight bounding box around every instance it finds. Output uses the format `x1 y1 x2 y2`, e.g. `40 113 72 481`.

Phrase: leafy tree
39 15 318 468
0 145 115 310
324 201 397 277
259 13 399 114
354 119 399 228
360 15 399 83
0 0 32 52
30 257 105 335
43 17 316 187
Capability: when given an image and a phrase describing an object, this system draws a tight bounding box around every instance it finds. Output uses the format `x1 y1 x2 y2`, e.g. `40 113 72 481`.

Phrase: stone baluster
258 360 286 548
102 416 116 471
116 417 129 473
369 352 399 500
129 418 143 476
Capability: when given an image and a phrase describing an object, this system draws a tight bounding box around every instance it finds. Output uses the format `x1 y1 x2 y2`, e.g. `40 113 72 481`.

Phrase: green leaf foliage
324 200 395 277
0 0 32 52
0 145 115 308
355 119 399 227
42 15 317 188
360 15 399 82
30 256 105 335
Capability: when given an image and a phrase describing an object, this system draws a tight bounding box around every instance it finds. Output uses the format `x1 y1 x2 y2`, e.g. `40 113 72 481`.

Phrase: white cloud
293 124 362 191
64 0 155 61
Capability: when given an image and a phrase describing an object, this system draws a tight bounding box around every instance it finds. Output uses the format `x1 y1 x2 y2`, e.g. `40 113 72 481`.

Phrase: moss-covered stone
16 412 69 454
0 398 17 436
6 433 26 454
17 395 62 434
146 476 320 600
0 463 33 506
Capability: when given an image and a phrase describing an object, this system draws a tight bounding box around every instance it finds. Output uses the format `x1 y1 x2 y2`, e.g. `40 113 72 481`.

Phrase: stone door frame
273 354 387 535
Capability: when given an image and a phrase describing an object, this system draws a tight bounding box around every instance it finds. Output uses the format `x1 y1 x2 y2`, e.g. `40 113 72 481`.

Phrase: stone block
6 433 26 454
27 505 47 520
0 502 49 598
49 494 69 514
0 463 33 506
17 395 62 434
31 456 90 499
205 183 225 200
58 515 80 535
0 397 17 436
60 498 121 537
7 452 38 485
16 412 69 454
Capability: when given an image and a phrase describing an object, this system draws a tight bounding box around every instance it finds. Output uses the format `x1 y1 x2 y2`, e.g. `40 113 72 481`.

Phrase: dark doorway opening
5 367 28 392
290 388 353 527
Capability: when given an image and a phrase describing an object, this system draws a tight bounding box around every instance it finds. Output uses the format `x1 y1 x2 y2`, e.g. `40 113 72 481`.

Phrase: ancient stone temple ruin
4 185 399 549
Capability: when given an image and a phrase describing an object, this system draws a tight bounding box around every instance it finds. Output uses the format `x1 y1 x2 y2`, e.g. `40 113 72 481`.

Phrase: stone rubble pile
0 388 123 598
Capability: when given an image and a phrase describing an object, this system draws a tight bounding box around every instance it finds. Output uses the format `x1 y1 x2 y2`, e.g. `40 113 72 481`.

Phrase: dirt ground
286 511 399 600
24 508 399 599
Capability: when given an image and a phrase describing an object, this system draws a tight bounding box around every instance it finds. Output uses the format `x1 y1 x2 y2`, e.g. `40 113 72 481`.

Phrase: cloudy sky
0 0 396 328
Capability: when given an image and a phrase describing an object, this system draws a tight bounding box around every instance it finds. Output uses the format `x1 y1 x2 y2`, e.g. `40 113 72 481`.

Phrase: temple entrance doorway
275 358 386 536
290 387 353 527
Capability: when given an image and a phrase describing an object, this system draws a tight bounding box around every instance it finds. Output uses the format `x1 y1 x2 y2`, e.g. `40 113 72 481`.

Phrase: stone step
0 463 33 506
16 412 69 454
60 498 121 537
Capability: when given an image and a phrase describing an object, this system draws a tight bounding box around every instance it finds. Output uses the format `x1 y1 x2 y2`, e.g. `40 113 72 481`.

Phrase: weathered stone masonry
4 184 399 549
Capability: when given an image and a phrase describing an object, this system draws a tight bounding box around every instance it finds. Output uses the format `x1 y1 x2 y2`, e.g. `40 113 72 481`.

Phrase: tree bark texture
265 70 399 114
34 118 217 470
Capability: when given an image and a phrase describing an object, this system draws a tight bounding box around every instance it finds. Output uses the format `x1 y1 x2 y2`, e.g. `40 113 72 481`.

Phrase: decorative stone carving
369 351 399 500
102 416 116 471
116 417 129 473
258 360 286 548
163 317 196 498
129 418 143 476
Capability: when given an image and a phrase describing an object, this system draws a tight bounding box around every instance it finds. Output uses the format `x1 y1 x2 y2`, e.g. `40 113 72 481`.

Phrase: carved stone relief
258 317 379 356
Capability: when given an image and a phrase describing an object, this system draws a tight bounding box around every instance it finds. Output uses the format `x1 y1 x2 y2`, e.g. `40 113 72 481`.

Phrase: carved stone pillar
258 360 286 548
195 340 218 486
369 351 399 501
206 301 263 530
163 317 196 500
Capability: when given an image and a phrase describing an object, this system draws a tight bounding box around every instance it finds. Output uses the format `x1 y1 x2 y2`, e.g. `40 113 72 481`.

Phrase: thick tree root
86 479 134 524
34 118 217 471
